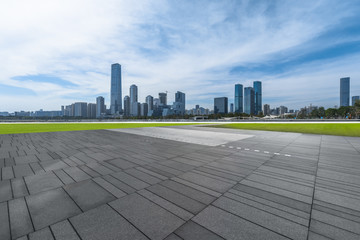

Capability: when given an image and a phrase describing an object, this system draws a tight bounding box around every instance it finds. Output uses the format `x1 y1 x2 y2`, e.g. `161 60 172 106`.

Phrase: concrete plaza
0 125 360 240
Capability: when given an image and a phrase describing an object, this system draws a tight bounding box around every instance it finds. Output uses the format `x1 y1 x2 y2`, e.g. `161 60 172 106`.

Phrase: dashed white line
274 153 280 155
236 147 241 150
254 150 260 152
285 154 292 157
264 151 270 154
245 148 250 151
228 146 234 149
221 145 226 147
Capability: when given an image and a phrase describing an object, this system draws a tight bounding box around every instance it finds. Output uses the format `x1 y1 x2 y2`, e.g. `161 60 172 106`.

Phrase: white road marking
254 150 260 152
245 148 250 151
236 147 241 150
285 154 292 157
264 151 269 154
221 145 226 147
274 153 280 155
229 146 234 149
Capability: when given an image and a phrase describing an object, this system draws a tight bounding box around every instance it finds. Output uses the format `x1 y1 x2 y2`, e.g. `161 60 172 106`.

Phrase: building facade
214 97 228 114
254 81 262 115
74 102 87 117
234 84 243 113
140 103 148 117
244 87 255 115
110 63 122 114
96 96 105 118
87 103 96 118
340 77 350 107
230 103 234 113
130 84 138 116
123 96 130 116
352 96 359 106
174 91 185 115
263 104 270 116
159 92 167 105
146 95 154 112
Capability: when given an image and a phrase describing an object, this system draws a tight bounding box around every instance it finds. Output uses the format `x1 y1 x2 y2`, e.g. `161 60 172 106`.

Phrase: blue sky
1 0 360 111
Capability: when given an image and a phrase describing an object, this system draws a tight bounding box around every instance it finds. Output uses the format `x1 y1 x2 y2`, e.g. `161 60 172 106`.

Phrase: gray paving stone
62 167 91 182
0 202 10 240
13 165 33 178
111 171 149 190
25 172 63 195
64 179 115 211
2 167 14 180
0 179 12 202
213 196 308 240
310 219 360 240
9 197 34 239
193 206 289 240
11 178 29 198
107 158 137 169
147 184 206 214
78 165 100 177
53 169 75 184
29 162 45 174
70 204 147 240
136 166 168 180
172 177 222 197
40 160 68 171
164 233 182 240
175 220 224 240
51 220 80 240
110 193 185 240
86 162 113 175
15 236 28 240
315 188 360 212
26 188 81 230
179 172 234 193
102 175 136 194
92 177 126 198
28 227 53 240
125 168 162 184
14 155 39 165
138 189 194 221
308 231 332 240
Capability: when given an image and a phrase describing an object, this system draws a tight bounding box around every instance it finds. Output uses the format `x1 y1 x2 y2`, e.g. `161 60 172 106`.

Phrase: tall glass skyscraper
340 77 350 107
214 97 228 114
130 84 138 103
110 63 122 114
159 92 167 105
244 87 255 115
234 84 243 113
96 96 105 118
253 81 262 115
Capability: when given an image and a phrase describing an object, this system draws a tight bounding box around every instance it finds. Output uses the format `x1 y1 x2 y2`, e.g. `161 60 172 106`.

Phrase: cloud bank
0 0 360 111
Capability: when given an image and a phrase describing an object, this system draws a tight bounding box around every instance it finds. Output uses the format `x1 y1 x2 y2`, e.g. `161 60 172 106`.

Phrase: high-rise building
280 106 288 115
244 87 255 115
140 103 148 117
234 84 243 113
254 81 262 115
123 96 130 116
352 96 360 106
96 96 105 118
174 91 185 115
110 63 122 114
87 103 96 118
340 77 350 107
263 104 270 116
214 97 228 114
130 85 138 116
159 92 167 105
146 95 154 111
230 103 234 113
74 102 87 117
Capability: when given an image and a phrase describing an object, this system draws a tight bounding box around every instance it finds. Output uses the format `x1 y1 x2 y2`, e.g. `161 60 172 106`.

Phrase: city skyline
1 1 360 111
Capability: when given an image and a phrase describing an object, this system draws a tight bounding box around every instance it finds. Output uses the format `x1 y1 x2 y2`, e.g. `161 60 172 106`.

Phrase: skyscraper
140 103 148 117
214 97 228 114
234 84 243 113
146 95 154 111
263 104 270 116
74 102 88 117
340 77 350 107
253 81 262 115
87 103 96 118
244 87 255 115
353 96 360 106
110 63 122 114
174 91 185 115
96 96 105 118
129 85 138 116
230 103 234 113
159 92 167 105
123 96 130 116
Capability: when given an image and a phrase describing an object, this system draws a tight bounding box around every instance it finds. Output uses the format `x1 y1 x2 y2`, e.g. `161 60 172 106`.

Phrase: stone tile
179 172 234 193
164 233 182 240
64 179 115 211
14 155 39 165
92 177 126 198
51 220 80 240
26 188 81 230
102 175 136 194
107 158 137 169
0 179 12 202
1 167 14 180
193 206 289 240
9 198 34 239
53 169 75 184
13 165 34 178
63 167 91 182
310 219 360 240
111 171 149 190
70 204 147 240
29 162 45 174
175 220 224 240
110 193 185 240
11 178 29 198
25 172 63 195
40 160 68 171
28 227 54 240
86 163 113 175
125 168 162 184
0 202 10 240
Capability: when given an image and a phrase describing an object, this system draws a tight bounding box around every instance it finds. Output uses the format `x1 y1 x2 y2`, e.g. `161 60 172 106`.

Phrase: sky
1 0 360 112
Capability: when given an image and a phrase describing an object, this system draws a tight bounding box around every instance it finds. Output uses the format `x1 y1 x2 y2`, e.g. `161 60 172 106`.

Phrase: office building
230 103 234 113
146 95 154 112
234 84 243 113
174 91 185 115
159 92 167 105
214 97 228 114
74 102 87 117
87 103 96 118
280 106 288 115
96 96 105 118
263 104 270 116
140 103 148 117
244 87 255 115
123 96 130 116
110 63 122 114
131 102 140 117
254 81 262 115
352 96 360 106
130 84 138 116
340 77 350 107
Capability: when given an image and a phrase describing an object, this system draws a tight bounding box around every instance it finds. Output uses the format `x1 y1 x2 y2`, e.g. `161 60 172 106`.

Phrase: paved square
0 125 360 239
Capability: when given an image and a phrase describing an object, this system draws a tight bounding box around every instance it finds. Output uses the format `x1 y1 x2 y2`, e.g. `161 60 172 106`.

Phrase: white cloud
0 0 359 111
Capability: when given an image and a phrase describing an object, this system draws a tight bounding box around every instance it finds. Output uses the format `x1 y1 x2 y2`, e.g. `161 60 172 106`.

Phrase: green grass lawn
211 123 360 137
0 122 202 135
